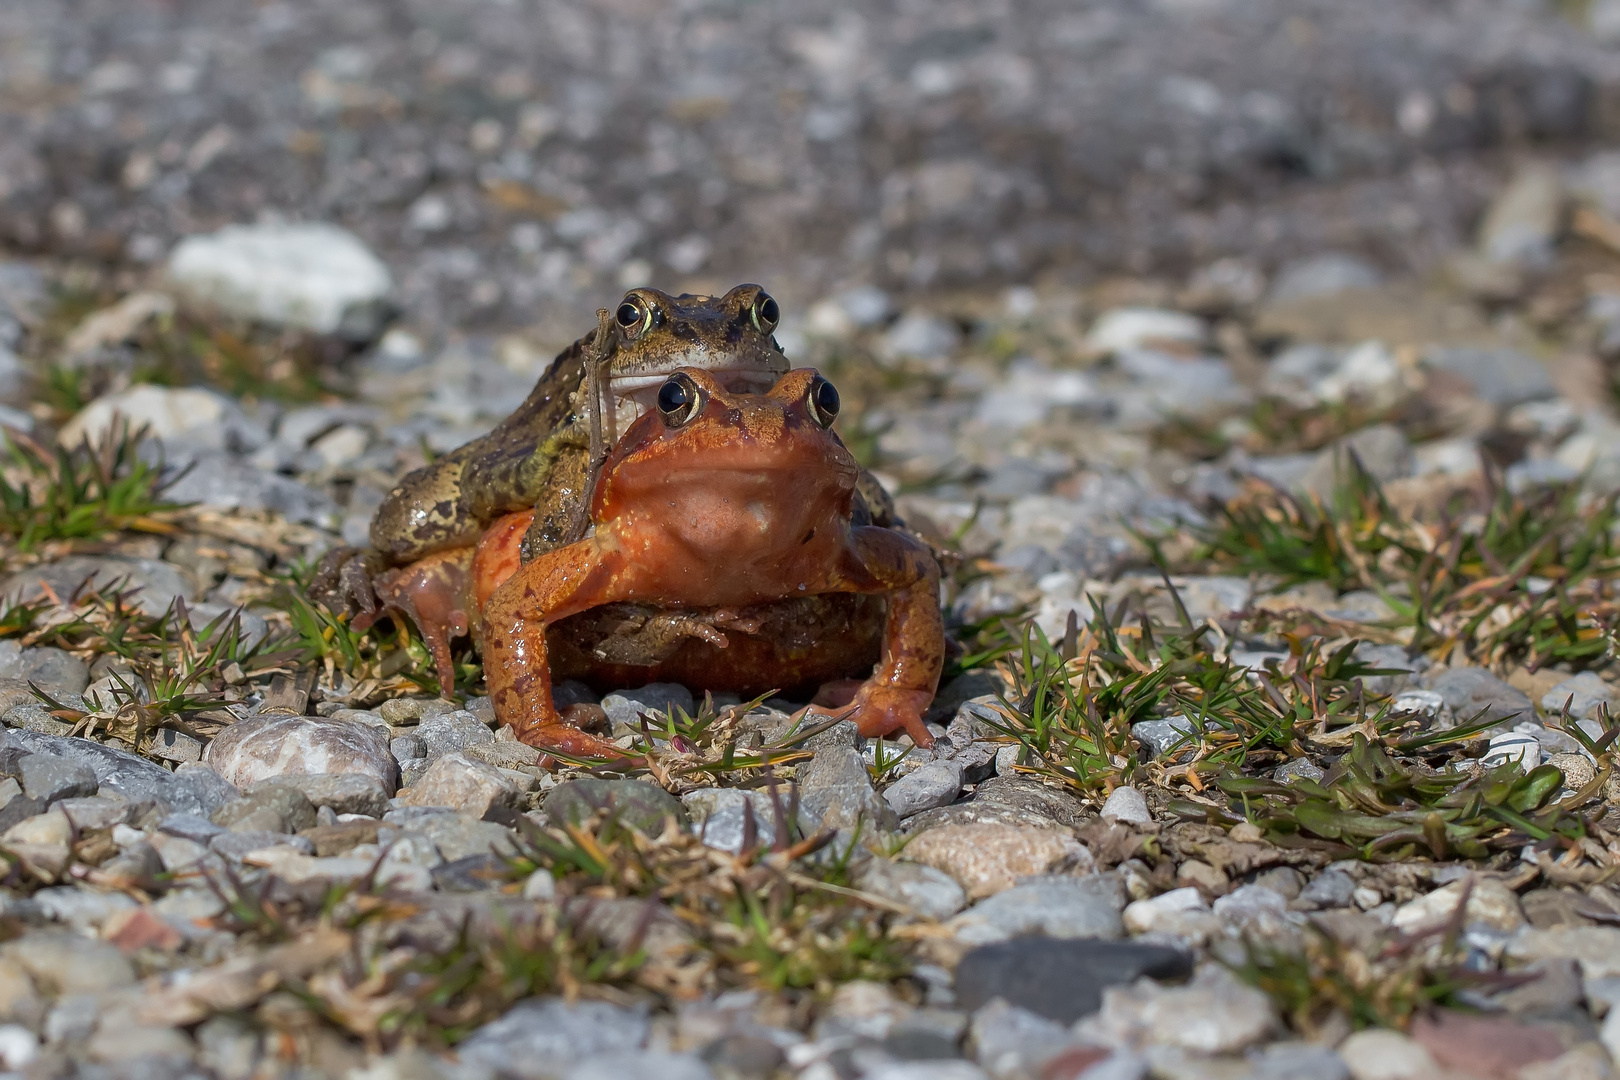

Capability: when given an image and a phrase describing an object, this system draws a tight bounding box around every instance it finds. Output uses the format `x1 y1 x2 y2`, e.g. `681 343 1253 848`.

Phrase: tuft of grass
0 420 186 552
1187 462 1620 670
982 596 1460 798
1234 885 1498 1036
507 802 912 998
260 572 469 701
1184 733 1596 861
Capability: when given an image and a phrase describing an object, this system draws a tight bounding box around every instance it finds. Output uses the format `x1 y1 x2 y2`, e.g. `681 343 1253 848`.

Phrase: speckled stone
203 714 397 793
901 823 1092 899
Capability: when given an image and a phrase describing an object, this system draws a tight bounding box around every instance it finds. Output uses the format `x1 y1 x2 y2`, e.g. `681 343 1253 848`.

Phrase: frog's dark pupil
758 295 779 326
658 379 689 415
813 378 839 420
616 302 641 328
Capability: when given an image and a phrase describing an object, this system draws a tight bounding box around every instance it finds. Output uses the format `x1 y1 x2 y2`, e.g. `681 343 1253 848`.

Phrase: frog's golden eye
806 375 839 428
616 296 654 339
751 292 780 334
657 372 703 427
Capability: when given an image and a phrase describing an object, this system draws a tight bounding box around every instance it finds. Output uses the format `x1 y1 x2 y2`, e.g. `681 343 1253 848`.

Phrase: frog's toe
516 722 630 760
310 547 386 619
845 685 936 749
373 550 475 697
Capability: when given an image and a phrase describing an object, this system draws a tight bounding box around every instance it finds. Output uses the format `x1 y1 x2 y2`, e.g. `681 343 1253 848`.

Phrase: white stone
396 752 519 817
1092 965 1273 1055
1337 1028 1438 1080
58 384 230 449
167 222 393 338
1123 886 1219 946
1100 786 1151 825
1482 730 1541 770
1085 308 1205 354
203 714 398 793
62 291 175 359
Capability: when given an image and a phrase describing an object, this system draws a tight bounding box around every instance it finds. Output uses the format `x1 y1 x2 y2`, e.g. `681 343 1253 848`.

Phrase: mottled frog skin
371 283 796 565
315 285 904 696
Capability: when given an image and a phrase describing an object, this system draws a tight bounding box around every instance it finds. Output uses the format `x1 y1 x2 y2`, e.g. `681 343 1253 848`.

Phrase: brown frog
314 285 900 692
476 366 944 754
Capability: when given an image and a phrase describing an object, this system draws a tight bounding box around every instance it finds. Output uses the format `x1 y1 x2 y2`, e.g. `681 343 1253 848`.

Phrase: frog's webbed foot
820 685 937 749
310 547 388 621
372 549 476 698
520 720 632 762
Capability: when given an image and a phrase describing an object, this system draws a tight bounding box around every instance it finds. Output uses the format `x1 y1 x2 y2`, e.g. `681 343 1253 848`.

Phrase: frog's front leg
828 527 945 748
369 548 476 698
482 539 635 757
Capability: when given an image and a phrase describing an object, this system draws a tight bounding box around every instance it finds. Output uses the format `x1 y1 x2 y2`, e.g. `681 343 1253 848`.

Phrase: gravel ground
9 2 1620 1079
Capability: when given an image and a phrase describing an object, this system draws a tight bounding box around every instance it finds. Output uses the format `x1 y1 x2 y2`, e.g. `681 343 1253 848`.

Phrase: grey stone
1478 164 1563 267
797 745 896 837
882 310 958 363
883 759 964 819
397 752 519 817
1132 716 1200 759
54 796 133 831
947 875 1126 946
1418 667 1534 730
1274 759 1326 785
800 718 863 752
1424 346 1557 408
391 735 426 762
161 456 340 528
564 1051 715 1080
600 683 695 733
381 808 517 862
967 999 1078 1080
203 714 397 793
417 709 495 759
1300 423 1412 499
174 762 240 815
1247 1042 1350 1080
160 813 226 844
545 778 686 835
956 936 1192 1024
211 786 316 834
1268 252 1382 302
14 754 97 803
904 775 1090 833
168 222 394 339
1 703 73 736
249 773 389 817
1100 786 1151 825
0 645 88 697
1295 868 1356 910
149 728 203 764
210 830 313 862
456 997 649 1080
1542 672 1618 722
854 858 968 920
33 886 136 930
682 788 781 854
1091 964 1275 1054
1 555 194 618
4 931 135 993
4 730 221 814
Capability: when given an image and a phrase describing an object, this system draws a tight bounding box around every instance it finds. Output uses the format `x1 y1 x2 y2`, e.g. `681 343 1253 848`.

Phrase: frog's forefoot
840 685 937 748
514 720 631 761
310 546 388 620
371 549 477 698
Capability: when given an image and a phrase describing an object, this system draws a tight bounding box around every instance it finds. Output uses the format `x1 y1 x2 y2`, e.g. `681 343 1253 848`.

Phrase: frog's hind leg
370 548 477 697
829 528 945 748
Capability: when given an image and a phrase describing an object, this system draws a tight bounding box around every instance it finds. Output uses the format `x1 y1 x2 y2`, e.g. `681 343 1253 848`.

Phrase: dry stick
560 307 618 547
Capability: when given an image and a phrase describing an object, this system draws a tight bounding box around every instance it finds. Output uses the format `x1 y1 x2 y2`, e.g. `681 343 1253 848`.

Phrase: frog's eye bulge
657 372 704 426
751 292 780 334
807 375 840 427
616 295 655 339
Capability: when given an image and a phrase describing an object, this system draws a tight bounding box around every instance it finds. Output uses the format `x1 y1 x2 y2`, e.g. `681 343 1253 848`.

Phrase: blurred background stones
3 0 1620 331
